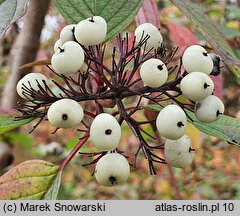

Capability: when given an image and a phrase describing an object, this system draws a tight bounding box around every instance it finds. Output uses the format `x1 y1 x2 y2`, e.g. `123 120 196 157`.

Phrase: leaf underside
170 0 240 80
148 105 240 148
44 171 62 200
0 0 29 40
55 0 143 42
0 160 59 200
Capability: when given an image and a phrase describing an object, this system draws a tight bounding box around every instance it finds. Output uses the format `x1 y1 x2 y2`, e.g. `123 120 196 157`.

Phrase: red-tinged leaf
0 107 17 114
0 160 59 200
167 22 199 56
211 74 224 100
135 0 161 28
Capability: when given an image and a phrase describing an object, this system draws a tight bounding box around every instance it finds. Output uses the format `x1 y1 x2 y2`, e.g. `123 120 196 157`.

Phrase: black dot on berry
157 64 164 71
216 110 222 116
203 52 208 57
177 121 184 127
62 114 68 120
109 176 116 185
89 17 94 22
189 147 195 153
58 47 64 53
71 26 75 33
105 129 112 135
204 82 210 89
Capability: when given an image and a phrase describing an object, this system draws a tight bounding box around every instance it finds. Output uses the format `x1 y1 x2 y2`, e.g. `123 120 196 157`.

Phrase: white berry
95 153 130 187
140 58 168 88
194 95 224 123
47 99 84 128
51 41 84 75
59 24 76 43
53 39 64 52
180 72 214 101
164 135 195 168
74 16 107 46
134 23 163 51
182 45 213 75
90 113 121 151
16 73 48 99
156 105 187 140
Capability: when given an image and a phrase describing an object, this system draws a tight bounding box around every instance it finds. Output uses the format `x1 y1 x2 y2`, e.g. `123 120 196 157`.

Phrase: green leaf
218 25 240 39
44 171 62 200
0 0 29 40
170 0 240 80
55 0 143 41
0 160 59 200
147 105 240 147
0 115 35 135
226 5 240 19
2 132 33 149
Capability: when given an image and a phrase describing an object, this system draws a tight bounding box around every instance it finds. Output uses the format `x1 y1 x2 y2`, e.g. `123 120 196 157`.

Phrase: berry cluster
16 16 224 187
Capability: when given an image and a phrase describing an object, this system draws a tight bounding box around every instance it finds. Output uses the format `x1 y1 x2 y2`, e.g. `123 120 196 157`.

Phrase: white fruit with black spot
134 23 163 51
51 41 84 75
16 73 48 99
194 95 224 123
95 153 130 187
74 16 107 46
180 71 214 101
90 113 121 151
59 24 76 43
164 135 195 168
182 45 213 75
156 104 187 140
47 99 84 128
53 39 64 52
140 58 168 88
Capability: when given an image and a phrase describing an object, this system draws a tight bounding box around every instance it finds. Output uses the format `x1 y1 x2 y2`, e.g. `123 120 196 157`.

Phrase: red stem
166 164 182 200
59 133 90 171
149 120 182 199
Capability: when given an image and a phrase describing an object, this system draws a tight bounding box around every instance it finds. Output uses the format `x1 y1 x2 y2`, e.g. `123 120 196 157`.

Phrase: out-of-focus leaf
147 105 240 147
210 75 224 100
218 25 240 39
55 0 143 42
234 49 240 59
3 132 33 149
20 59 51 69
170 0 240 80
0 115 35 135
65 137 79 151
135 0 160 28
44 171 62 200
226 5 240 19
167 22 199 55
0 0 29 40
0 160 59 200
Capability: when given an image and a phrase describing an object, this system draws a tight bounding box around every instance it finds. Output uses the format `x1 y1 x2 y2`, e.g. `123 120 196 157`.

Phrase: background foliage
0 0 240 199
